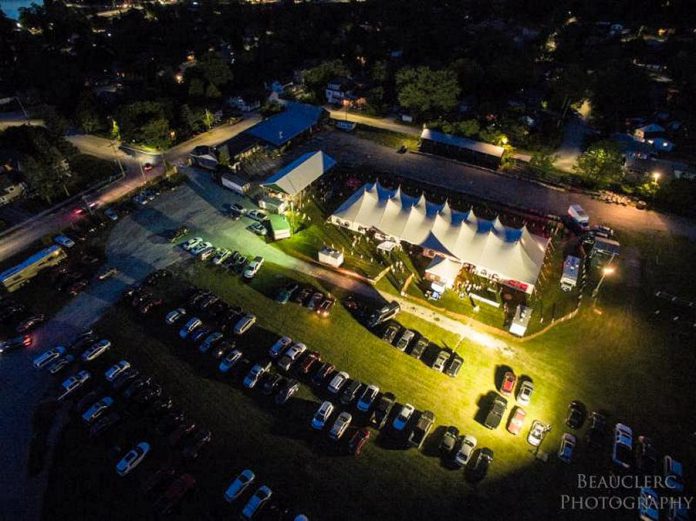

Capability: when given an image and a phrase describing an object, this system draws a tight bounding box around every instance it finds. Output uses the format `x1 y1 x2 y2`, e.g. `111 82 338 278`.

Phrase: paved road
302 131 696 239
0 116 260 262
554 115 593 172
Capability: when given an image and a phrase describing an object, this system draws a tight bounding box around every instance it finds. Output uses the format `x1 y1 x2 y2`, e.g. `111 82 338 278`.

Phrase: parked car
500 371 516 396
275 379 300 405
0 334 32 353
586 411 607 448
97 267 119 280
241 485 272 520
275 283 298 304
307 291 324 311
392 403 415 431
59 370 91 400
47 354 75 375
33 346 66 369
190 241 212 256
105 360 131 382
395 329 415 351
444 353 463 377
261 373 283 396
243 361 271 389
558 433 577 463
370 392 396 429
224 469 255 503
439 426 459 455
432 349 449 372
179 317 202 339
357 384 380 412
81 339 111 362
381 323 400 344
277 342 306 372
155 474 196 515
233 314 256 335
612 423 633 470
219 350 243 373
248 222 267 236
454 434 477 467
182 237 202 251
296 351 321 375
199 332 224 353
409 337 428 359
469 448 494 480
484 395 507 430
182 429 211 459
516 380 534 405
348 428 371 456
165 308 187 325
104 208 119 221
507 407 526 435
17 314 46 333
311 362 335 387
293 287 312 305
527 420 548 447
54 234 75 248
566 401 587 429
327 371 349 394
116 442 150 476
82 396 114 424
663 456 685 492
243 256 264 279
317 296 336 317
246 210 267 222
212 340 234 360
409 410 435 449
311 401 335 430
340 380 362 405
639 487 660 521
89 412 121 438
212 248 231 265
329 412 352 440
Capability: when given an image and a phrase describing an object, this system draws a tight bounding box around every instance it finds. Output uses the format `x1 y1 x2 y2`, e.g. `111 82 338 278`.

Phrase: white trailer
560 255 582 291
568 204 589 228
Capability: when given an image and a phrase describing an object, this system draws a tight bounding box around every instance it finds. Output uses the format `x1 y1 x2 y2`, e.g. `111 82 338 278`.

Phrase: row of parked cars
180 237 264 280
274 281 336 317
33 327 208 515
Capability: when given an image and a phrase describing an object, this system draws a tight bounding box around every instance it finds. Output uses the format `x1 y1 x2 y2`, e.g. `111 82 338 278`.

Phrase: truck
408 410 435 449
568 204 589 231
0 245 67 292
367 301 400 328
560 255 582 292
484 395 507 430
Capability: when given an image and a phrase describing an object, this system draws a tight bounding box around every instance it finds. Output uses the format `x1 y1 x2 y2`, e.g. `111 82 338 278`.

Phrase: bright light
500 136 509 145
602 266 616 276
652 171 661 182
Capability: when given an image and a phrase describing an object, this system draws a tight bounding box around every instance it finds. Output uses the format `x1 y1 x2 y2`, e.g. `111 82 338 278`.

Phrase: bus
0 245 67 292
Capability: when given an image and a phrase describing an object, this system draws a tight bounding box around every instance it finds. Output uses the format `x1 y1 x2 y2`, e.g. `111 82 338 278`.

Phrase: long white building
330 182 550 294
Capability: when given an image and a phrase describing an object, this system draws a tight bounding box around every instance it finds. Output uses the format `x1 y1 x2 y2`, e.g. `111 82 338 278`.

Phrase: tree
180 104 201 134
205 83 221 99
202 109 215 130
450 58 483 96
396 67 460 119
303 60 349 99
456 119 480 137
529 150 559 176
573 141 624 184
197 51 233 88
75 93 102 134
188 78 205 98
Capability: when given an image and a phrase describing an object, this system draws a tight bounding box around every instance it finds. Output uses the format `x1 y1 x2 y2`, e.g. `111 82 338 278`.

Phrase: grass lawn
354 125 420 152
41 232 696 521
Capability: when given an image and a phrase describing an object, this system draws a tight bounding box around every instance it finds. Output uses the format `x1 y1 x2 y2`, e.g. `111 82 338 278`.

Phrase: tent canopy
262 151 336 196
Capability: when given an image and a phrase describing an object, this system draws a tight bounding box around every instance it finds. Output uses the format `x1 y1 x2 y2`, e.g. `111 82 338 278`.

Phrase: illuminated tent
330 182 549 294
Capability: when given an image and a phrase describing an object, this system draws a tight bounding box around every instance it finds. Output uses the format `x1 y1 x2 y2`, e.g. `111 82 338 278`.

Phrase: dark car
154 473 196 515
189 327 212 344
348 428 371 456
440 426 459 454
157 410 185 435
168 422 197 447
139 297 164 315
381 323 400 344
585 411 607 447
0 334 32 353
469 448 494 480
409 337 428 359
311 362 335 387
340 380 362 406
212 340 235 360
566 401 587 430
484 395 507 430
307 291 324 311
181 429 211 459
635 436 658 475
293 287 312 305
141 466 177 496
370 392 396 429
17 314 46 333
112 368 140 391
444 353 463 377
169 226 189 243
296 351 321 375
276 283 299 304
122 376 153 400
261 373 283 396
275 378 300 405
89 412 121 439
68 330 95 351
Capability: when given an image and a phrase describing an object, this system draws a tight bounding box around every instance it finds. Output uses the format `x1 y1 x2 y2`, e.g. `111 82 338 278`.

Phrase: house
227 96 261 113
216 134 262 171
633 123 675 152
0 153 27 207
419 128 505 169
325 78 356 105
244 102 328 148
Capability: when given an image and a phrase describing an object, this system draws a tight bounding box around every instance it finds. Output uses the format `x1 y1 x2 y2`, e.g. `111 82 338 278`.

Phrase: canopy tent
424 256 463 289
261 151 336 197
330 182 549 294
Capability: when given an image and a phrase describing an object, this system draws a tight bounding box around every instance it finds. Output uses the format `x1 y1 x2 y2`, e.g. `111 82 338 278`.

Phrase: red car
16 314 46 333
143 162 154 173
507 406 527 435
154 473 196 515
348 428 371 456
139 298 164 315
500 371 516 396
297 351 321 375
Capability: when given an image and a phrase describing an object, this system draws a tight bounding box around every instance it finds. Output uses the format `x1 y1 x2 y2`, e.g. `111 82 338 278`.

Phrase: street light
592 264 616 299
652 171 661 183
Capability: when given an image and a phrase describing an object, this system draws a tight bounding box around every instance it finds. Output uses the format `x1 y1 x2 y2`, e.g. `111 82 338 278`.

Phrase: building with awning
419 128 505 169
245 102 327 148
261 151 336 201
330 182 550 294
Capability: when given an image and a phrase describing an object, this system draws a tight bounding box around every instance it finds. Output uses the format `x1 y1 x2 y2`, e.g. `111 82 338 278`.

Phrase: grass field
41 230 696 521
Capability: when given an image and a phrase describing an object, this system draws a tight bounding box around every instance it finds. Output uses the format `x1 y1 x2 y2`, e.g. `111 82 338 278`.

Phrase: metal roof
420 128 505 158
245 102 325 147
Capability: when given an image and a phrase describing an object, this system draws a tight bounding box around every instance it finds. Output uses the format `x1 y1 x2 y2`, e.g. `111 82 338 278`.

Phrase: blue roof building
245 102 327 147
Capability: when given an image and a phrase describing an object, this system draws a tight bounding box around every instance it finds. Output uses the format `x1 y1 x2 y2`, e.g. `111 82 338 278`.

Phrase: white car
663 456 685 492
311 401 334 430
199 247 215 261
247 210 267 222
165 308 186 325
558 433 576 463
182 237 202 251
327 371 349 394
59 370 91 400
243 362 269 389
356 384 379 412
277 342 306 371
269 337 292 358
241 485 272 520
392 403 415 431
639 487 660 521
190 241 212 256
612 423 633 469
219 350 243 373
115 442 150 477
243 257 264 279
212 249 231 265
329 411 352 440
517 380 534 405
527 420 547 447
33 346 66 369
454 434 477 467
105 360 131 382
54 234 75 248
179 317 202 339
224 469 255 503
82 396 114 424
233 314 256 335
81 339 111 362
